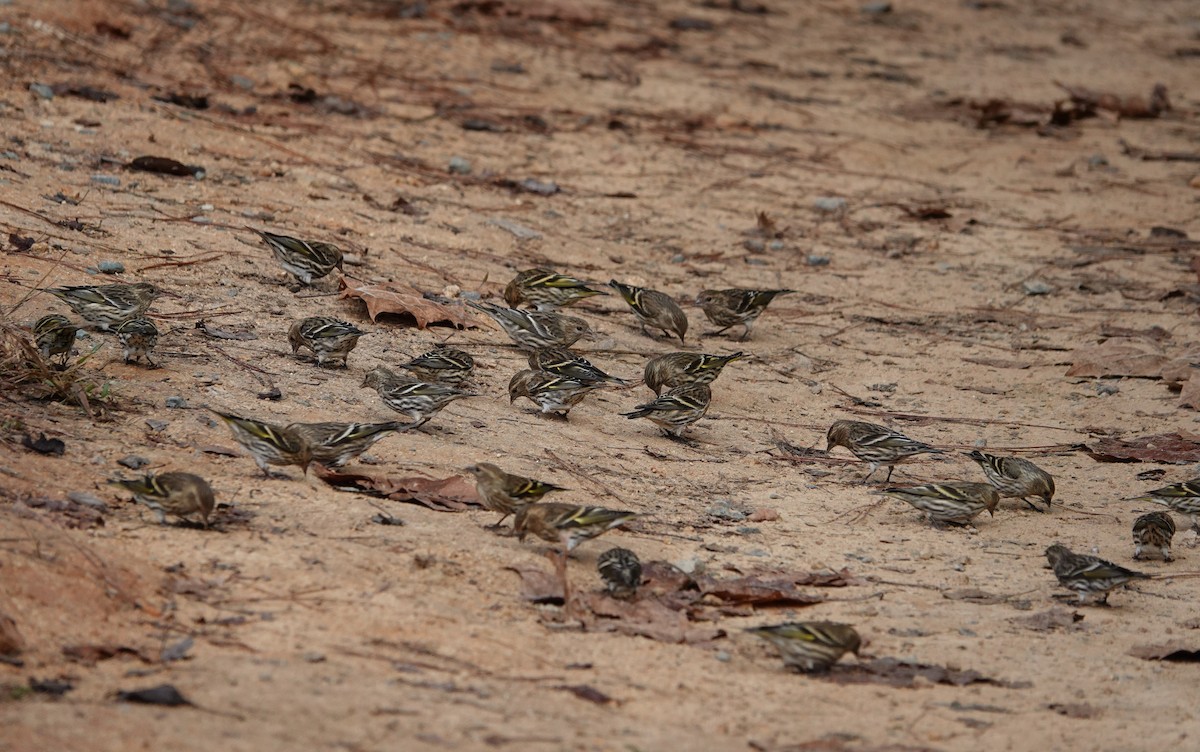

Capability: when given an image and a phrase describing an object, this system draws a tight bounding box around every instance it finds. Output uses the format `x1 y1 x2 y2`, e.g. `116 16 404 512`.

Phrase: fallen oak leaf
1084 433 1200 464
1064 338 1168 378
1128 642 1200 662
115 684 193 706
339 276 476 329
312 465 481 511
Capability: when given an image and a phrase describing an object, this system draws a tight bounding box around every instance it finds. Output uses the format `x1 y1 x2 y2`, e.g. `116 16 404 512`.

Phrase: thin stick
543 448 628 505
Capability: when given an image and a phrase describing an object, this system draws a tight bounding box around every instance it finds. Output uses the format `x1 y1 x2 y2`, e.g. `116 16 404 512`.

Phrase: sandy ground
2 0 1200 750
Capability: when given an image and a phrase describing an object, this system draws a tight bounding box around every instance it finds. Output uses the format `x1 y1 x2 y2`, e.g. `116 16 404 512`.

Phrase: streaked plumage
696 288 793 341
528 346 628 385
504 268 606 310
643 351 744 395
114 317 159 366
47 282 159 330
252 228 343 285
1132 511 1176 561
109 472 216 527
597 547 642 599
33 314 79 362
622 383 711 437
398 347 475 384
508 369 608 418
965 450 1055 512
1128 478 1200 530
515 502 641 552
288 316 365 368
1045 544 1150 605
289 421 408 467
608 279 688 343
826 419 943 483
881 482 999 526
468 300 592 351
361 366 477 428
466 462 566 526
747 622 861 673
213 410 313 477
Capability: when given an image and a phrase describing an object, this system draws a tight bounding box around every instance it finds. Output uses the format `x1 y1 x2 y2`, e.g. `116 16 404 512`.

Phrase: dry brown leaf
339 276 476 329
1127 642 1200 662
313 465 481 511
583 594 725 644
1179 377 1200 410
1085 433 1200 464
825 657 1027 689
1065 338 1168 378
505 563 564 604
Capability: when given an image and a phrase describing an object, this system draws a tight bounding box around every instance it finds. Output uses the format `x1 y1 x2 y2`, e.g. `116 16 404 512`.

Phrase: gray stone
165 396 188 409
97 260 125 274
447 156 472 174
68 491 108 511
813 196 847 212
118 455 149 469
90 175 120 186
29 83 54 100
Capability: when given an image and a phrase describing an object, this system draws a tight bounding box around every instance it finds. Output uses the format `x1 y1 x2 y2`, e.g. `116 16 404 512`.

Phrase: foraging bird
1132 511 1176 562
468 301 592 351
109 471 215 527
880 482 1000 526
288 421 408 467
643 351 744 395
32 314 79 363
114 317 159 366
508 369 608 419
288 316 366 368
1127 478 1200 530
213 410 313 477
361 367 477 428
623 383 711 438
47 282 159 331
504 268 606 310
398 347 475 385
597 547 642 599
696 288 794 341
826 420 943 483
528 346 629 385
1044 544 1150 605
608 279 688 343
251 228 343 285
964 450 1055 512
746 622 862 673
466 462 566 527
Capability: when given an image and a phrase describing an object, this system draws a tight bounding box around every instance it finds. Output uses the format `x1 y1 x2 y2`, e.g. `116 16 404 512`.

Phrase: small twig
206 343 274 384
139 253 224 272
543 448 628 505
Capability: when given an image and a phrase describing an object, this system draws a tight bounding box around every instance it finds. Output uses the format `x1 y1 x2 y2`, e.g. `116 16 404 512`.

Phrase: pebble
813 196 847 212
714 651 731 663
118 455 149 469
707 499 748 521
743 238 765 252
230 75 254 90
487 218 541 240
90 175 120 186
29 83 54 100
768 239 784 251
673 557 704 575
447 156 472 174
1023 279 1053 295
0 151 18 160
165 396 188 409
68 491 108 511
97 260 125 274
861 1 893 14
744 257 767 266
302 652 327 663
519 178 559 195
146 419 169 431
807 254 830 266
1095 381 1119 396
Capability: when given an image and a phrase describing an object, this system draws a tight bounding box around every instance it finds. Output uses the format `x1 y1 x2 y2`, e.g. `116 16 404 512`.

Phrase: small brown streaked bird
528 346 629 385
468 300 593 351
1132 511 1176 562
398 347 475 385
746 622 861 673
696 288 794 341
508 369 609 419
212 410 313 478
597 547 642 599
109 471 216 527
466 462 567 527
965 450 1054 512
826 420 943 483
504 268 606 310
115 317 159 366
643 351 744 395
880 482 1000 527
32 314 79 363
608 279 688 343
289 421 408 467
47 282 160 331
251 228 344 286
1127 478 1200 531
288 316 366 368
361 366 477 428
622 383 711 438
1045 543 1150 605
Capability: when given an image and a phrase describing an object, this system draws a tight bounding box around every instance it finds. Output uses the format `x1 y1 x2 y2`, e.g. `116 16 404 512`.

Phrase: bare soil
2 1 1200 750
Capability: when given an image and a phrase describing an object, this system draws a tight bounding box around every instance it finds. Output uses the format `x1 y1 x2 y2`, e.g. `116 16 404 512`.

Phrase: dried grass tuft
0 323 109 417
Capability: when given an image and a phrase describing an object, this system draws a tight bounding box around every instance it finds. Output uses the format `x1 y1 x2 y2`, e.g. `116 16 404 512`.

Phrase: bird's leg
1019 497 1046 513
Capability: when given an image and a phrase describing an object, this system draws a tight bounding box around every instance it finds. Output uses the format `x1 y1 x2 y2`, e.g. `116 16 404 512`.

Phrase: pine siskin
213 410 314 477
47 282 159 331
528 346 629 385
597 547 642 599
1132 511 1176 562
608 279 688 343
622 383 711 438
881 482 999 526
252 228 344 285
361 366 477 428
1044 544 1150 605
515 502 642 553
466 462 567 527
504 268 606 311
826 420 943 483
398 347 475 385
288 316 366 368
1127 478 1200 530
964 450 1055 512
288 421 408 467
109 471 216 527
32 314 79 363
508 369 608 419
746 622 862 673
643 351 744 395
696 288 794 341
114 317 159 366
467 301 592 351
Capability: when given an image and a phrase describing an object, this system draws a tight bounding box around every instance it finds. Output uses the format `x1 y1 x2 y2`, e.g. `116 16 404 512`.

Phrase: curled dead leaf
313 465 481 511
1065 338 1167 378
1128 642 1200 662
1084 433 1200 464
339 276 477 329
